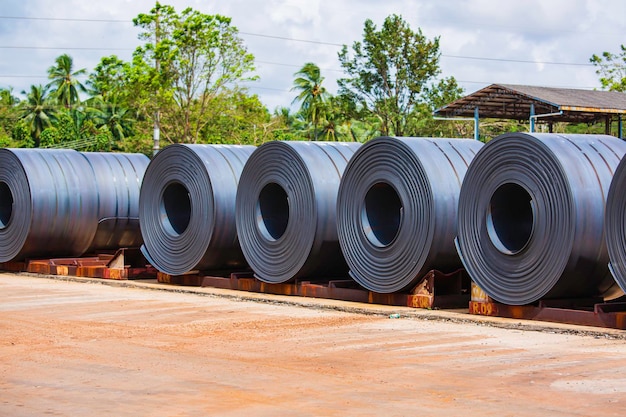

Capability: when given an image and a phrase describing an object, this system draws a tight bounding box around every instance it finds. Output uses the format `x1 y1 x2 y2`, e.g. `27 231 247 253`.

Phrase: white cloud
1 0 624 110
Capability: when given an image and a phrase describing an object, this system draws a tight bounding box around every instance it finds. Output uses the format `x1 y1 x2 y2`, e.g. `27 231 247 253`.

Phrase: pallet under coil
469 282 626 330
0 248 156 280
157 268 471 309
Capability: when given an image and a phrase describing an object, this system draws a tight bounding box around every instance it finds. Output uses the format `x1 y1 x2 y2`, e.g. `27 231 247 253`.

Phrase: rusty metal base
469 283 626 330
0 248 156 280
158 269 471 310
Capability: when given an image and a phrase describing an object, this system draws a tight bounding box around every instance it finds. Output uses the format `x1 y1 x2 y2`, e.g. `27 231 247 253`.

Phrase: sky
0 0 625 112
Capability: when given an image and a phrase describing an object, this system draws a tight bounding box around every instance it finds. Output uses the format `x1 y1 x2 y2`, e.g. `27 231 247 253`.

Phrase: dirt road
1 273 625 416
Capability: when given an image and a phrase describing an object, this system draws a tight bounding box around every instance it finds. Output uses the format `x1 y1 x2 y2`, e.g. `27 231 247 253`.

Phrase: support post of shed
530 104 535 133
619 115 623 139
474 107 479 141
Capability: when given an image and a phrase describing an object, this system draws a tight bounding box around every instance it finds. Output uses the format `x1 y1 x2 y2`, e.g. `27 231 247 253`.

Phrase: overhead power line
442 55 594 67
0 14 601 68
239 31 342 47
0 15 129 23
0 45 134 51
0 44 597 68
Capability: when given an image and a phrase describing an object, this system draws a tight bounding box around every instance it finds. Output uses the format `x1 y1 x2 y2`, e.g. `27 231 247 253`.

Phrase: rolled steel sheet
336 137 483 293
236 141 361 283
81 152 150 252
0 148 99 262
456 133 626 305
139 144 255 275
606 155 626 292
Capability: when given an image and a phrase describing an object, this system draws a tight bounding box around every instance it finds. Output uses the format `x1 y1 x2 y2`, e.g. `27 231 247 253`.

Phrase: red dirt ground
1 273 625 416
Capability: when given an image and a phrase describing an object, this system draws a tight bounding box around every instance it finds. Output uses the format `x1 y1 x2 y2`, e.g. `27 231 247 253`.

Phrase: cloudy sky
1 0 624 111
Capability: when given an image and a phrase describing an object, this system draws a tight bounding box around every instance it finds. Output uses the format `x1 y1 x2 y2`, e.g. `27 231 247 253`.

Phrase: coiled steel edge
139 144 255 275
236 141 361 283
337 136 483 293
456 133 626 305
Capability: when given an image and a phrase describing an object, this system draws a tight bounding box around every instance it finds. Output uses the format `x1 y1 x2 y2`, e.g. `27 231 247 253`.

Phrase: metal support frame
474 107 480 141
529 106 563 133
433 106 480 141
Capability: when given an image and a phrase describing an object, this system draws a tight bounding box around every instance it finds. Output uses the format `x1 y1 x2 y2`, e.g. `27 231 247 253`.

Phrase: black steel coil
0 148 100 262
81 152 150 252
139 144 255 275
236 141 361 283
606 155 626 292
457 133 626 305
336 137 483 293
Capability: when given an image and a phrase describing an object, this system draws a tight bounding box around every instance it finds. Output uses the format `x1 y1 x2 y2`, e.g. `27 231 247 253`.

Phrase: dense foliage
0 4 623 153
591 44 626 93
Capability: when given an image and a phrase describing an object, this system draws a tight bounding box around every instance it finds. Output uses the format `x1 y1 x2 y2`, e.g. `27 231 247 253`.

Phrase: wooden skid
469 282 626 330
158 269 471 310
0 260 27 272
1 248 156 280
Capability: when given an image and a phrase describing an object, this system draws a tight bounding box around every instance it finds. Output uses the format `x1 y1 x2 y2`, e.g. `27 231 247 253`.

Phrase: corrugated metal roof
435 84 626 123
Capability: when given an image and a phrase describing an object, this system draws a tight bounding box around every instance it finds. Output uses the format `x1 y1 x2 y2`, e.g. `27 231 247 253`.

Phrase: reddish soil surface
1 273 626 416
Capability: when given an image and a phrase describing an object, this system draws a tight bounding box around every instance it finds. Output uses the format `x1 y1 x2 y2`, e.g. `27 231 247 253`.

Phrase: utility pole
152 10 161 156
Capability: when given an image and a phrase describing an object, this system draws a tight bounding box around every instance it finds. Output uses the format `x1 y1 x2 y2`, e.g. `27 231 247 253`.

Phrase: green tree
291 62 329 140
409 77 467 138
87 55 131 101
11 120 33 148
132 3 257 144
91 96 135 141
424 77 464 111
0 88 20 146
269 107 306 141
19 85 56 147
0 88 19 107
46 54 88 109
200 89 272 145
590 45 626 92
338 14 442 136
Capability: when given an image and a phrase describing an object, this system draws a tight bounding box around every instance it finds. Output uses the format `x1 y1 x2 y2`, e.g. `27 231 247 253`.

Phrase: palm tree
91 96 134 141
291 62 329 140
0 87 19 106
46 54 87 110
20 85 56 147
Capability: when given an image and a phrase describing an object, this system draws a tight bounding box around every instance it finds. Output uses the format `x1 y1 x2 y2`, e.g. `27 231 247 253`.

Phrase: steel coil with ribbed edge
606 155 626 292
457 133 626 305
336 137 483 293
139 144 255 275
236 141 361 283
81 152 150 252
0 148 99 262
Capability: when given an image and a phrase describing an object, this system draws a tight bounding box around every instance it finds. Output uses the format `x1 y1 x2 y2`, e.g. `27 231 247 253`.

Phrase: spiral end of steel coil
0 148 100 262
0 149 34 262
606 155 626 293
139 144 255 275
236 141 361 283
457 133 626 305
337 137 483 293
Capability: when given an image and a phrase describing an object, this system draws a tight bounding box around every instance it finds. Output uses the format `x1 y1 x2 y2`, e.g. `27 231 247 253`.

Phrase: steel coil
81 152 150 252
236 141 361 283
0 148 99 262
606 155 626 293
336 137 483 293
457 133 626 305
139 144 255 275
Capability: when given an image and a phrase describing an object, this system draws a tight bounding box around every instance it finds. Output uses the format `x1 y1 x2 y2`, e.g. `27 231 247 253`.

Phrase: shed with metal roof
434 84 626 139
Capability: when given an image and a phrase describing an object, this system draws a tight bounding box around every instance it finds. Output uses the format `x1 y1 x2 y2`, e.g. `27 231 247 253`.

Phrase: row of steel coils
3 133 626 306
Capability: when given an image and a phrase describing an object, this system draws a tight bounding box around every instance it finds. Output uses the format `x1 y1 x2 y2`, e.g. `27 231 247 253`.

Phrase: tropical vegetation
0 4 624 153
